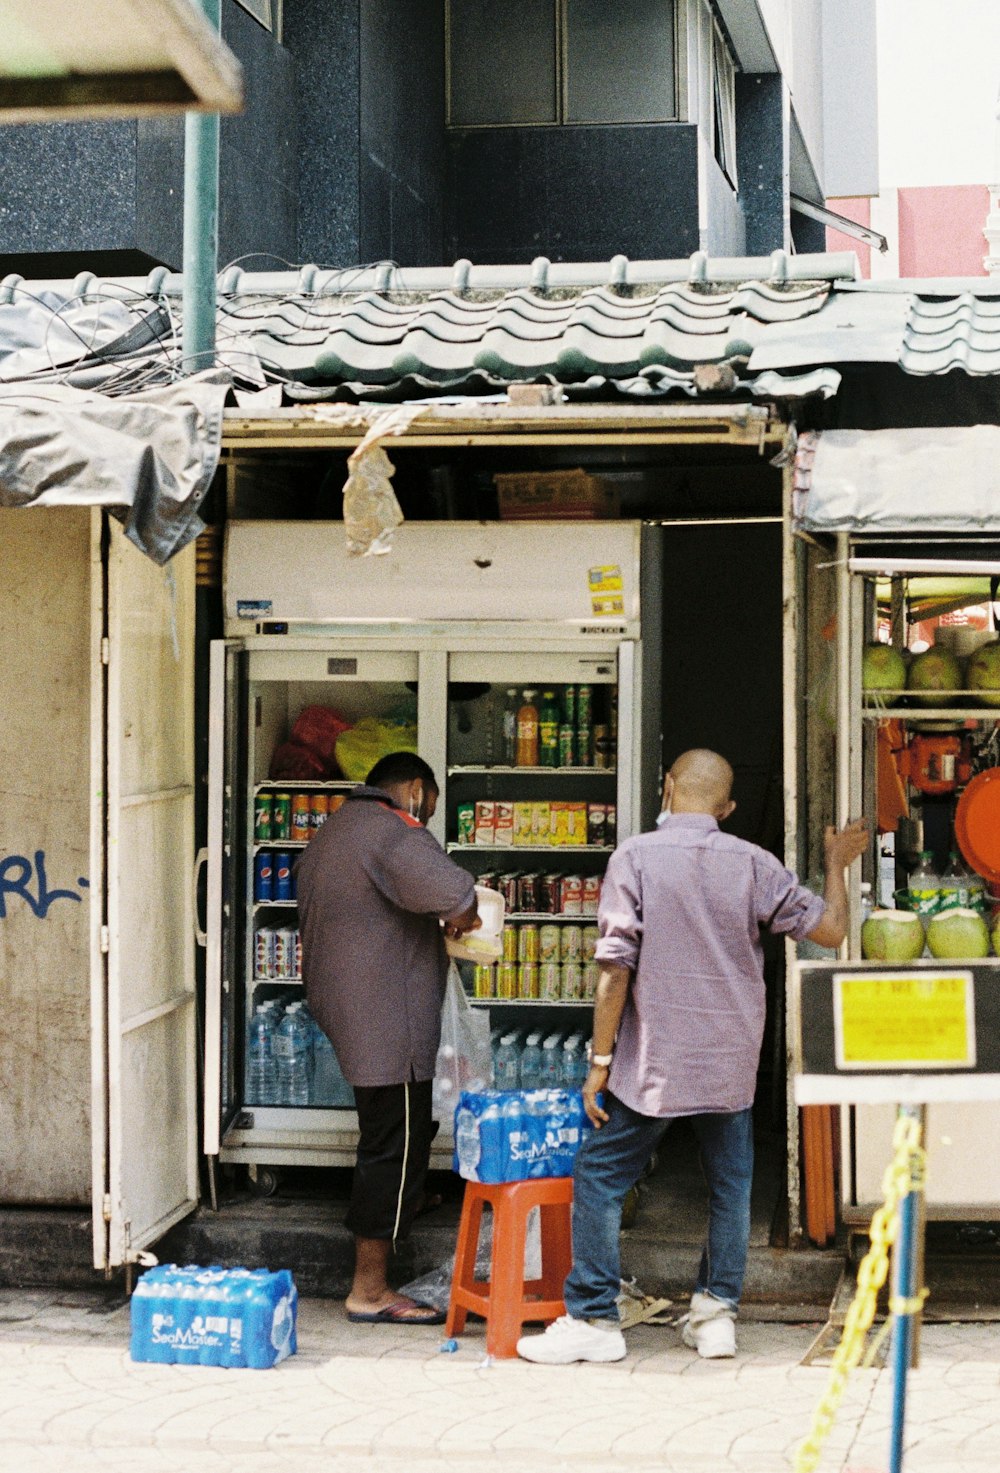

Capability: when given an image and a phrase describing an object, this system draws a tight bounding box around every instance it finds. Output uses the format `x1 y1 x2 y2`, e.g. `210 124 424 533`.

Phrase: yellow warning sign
589 565 624 615
834 971 976 1071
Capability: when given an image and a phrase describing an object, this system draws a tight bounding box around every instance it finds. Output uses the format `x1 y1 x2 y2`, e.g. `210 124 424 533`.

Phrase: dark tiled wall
736 75 786 257
445 125 701 265
359 0 446 267
283 0 361 267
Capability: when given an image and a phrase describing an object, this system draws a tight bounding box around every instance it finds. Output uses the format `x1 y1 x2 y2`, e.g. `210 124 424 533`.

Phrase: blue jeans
563 1094 754 1322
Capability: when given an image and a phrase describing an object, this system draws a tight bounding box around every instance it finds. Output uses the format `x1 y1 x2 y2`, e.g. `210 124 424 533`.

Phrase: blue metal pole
888 1108 920 1473
182 0 222 373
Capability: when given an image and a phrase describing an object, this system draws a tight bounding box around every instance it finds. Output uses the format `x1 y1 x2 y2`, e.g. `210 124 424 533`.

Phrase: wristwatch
588 1045 613 1067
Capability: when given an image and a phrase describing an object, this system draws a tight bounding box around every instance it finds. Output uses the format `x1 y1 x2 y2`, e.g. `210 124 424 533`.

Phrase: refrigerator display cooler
204 521 661 1187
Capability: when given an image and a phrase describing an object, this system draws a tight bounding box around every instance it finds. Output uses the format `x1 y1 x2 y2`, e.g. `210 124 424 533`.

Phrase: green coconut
906 647 964 707
966 640 1000 709
861 909 925 963
862 642 908 697
926 908 990 960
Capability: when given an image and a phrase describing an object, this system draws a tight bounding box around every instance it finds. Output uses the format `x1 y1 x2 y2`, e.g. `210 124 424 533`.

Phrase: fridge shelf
252 976 302 986
253 780 358 793
448 843 611 854
468 997 593 1008
507 912 598 922
253 900 298 911
448 765 616 776
253 841 309 852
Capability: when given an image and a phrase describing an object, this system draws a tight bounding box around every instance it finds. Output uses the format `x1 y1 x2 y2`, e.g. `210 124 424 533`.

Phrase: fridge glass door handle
192 847 208 947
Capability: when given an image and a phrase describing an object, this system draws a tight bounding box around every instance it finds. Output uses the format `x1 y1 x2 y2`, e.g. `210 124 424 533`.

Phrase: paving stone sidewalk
0 1289 997 1473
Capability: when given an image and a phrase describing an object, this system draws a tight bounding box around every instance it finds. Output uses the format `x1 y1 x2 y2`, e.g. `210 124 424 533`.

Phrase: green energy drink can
577 684 592 729
254 792 274 841
558 724 575 766
457 804 475 844
473 964 495 999
272 792 292 841
497 962 519 999
563 685 577 726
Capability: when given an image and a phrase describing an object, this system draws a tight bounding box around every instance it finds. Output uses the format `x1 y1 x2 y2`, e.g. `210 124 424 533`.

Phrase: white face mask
656 790 673 827
408 787 422 822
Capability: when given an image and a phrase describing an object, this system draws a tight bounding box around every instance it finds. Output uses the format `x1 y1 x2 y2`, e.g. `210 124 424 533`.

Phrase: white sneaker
681 1291 737 1359
517 1314 627 1364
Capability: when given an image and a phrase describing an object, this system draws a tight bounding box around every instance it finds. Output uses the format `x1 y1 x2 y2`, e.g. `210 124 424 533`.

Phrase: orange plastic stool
446 1177 574 1359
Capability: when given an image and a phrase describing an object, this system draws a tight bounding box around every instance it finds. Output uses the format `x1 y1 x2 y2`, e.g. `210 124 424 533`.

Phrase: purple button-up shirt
595 813 825 1118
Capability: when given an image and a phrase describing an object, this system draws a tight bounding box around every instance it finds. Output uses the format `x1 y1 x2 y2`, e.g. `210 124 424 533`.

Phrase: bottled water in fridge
539 1032 563 1086
245 1005 277 1106
275 1004 312 1106
519 1031 544 1090
493 1031 523 1091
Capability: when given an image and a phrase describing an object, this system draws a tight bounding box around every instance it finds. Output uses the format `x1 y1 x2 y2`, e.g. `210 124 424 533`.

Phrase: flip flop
346 1300 447 1326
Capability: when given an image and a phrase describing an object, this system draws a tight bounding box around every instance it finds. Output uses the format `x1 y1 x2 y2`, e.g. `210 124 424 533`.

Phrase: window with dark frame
446 0 678 128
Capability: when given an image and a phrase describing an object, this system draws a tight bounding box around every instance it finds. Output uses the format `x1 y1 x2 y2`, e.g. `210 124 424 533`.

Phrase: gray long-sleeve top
595 813 824 1118
297 786 476 1087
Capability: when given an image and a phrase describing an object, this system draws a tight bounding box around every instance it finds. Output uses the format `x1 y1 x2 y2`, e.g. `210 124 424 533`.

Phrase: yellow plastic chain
793 1114 927 1473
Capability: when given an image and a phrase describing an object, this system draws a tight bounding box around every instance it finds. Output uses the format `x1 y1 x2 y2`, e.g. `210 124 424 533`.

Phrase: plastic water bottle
246 1005 276 1106
276 1005 312 1106
311 1026 340 1106
519 1031 544 1090
539 1032 563 1086
455 1106 481 1178
494 1031 522 1091
940 851 969 910
561 1034 588 1088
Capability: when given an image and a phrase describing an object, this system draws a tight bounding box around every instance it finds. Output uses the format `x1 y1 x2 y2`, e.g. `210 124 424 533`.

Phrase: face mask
655 791 673 827
409 787 422 822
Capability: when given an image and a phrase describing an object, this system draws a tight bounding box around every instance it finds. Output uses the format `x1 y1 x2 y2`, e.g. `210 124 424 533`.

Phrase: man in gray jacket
298 751 479 1325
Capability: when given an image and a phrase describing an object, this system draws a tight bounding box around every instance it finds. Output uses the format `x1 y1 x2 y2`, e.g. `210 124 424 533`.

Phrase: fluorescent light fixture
0 0 243 120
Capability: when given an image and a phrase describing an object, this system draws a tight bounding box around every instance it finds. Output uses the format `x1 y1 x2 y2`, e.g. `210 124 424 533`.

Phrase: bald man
519 749 866 1365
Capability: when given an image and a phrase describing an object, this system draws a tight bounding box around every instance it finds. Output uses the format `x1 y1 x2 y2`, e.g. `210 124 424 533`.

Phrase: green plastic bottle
538 690 560 767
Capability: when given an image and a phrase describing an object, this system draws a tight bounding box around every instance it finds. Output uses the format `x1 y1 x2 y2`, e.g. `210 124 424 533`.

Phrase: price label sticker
588 565 624 614
834 971 976 1070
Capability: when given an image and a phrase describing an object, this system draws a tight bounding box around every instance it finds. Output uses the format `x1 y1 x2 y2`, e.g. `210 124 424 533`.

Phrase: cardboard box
495 469 621 521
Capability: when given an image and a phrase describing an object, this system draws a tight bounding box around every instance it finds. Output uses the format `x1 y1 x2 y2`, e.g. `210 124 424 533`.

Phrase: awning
794 426 1000 536
0 372 228 562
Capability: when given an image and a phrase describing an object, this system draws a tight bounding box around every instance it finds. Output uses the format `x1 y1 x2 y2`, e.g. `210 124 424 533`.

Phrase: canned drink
576 726 591 766
582 960 600 1000
473 963 495 999
457 804 475 844
254 793 274 842
577 684 592 730
497 962 519 1000
272 793 292 841
604 805 616 843
476 871 499 890
293 929 303 979
291 794 311 841
593 724 612 769
274 852 293 901
254 926 275 979
273 927 295 978
583 924 600 961
540 873 561 914
518 924 540 963
560 925 584 961
518 872 540 914
583 875 602 915
561 960 583 1000
539 961 562 1001
563 685 577 727
558 724 575 767
498 873 520 912
253 852 273 902
328 793 347 814
587 803 607 847
518 963 540 1000
502 925 519 962
539 923 561 963
310 793 329 830
560 875 583 915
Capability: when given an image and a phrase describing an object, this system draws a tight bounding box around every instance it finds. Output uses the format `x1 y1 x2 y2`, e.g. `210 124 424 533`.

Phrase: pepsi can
254 853 273 902
274 852 292 901
254 927 275 979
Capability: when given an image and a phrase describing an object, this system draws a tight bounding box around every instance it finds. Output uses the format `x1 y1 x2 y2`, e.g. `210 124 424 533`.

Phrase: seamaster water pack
453 1087 594 1182
130 1264 297 1368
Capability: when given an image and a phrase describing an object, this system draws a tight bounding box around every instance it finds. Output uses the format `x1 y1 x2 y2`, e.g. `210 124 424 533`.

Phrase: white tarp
797 426 1000 534
0 372 228 562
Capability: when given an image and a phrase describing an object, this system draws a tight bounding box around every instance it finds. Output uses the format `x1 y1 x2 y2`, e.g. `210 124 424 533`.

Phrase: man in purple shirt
518 749 867 1365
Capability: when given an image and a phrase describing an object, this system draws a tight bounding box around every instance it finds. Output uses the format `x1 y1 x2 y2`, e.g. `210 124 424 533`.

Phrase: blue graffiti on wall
0 851 89 920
